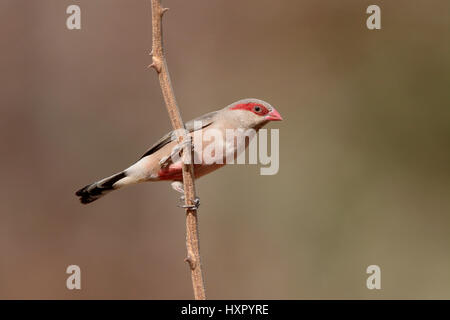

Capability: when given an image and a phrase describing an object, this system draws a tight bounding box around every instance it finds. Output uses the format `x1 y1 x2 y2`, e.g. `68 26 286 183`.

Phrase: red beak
265 108 283 121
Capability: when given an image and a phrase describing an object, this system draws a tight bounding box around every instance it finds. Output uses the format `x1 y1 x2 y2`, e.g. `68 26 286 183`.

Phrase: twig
149 0 206 300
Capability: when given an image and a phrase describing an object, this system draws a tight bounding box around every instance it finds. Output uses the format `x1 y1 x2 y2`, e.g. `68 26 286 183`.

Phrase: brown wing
139 111 217 159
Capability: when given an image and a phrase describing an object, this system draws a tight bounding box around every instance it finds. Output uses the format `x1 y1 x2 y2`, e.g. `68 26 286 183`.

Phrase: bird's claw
159 155 171 167
159 137 194 168
178 197 200 210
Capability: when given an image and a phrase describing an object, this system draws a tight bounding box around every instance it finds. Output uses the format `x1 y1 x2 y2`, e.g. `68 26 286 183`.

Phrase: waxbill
75 98 282 205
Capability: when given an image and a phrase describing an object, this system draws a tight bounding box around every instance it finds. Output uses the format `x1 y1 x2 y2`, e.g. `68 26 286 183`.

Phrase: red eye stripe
230 102 270 116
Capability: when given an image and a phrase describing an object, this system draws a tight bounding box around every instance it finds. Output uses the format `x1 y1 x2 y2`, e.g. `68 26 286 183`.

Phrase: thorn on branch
184 255 197 270
147 57 163 73
161 7 170 16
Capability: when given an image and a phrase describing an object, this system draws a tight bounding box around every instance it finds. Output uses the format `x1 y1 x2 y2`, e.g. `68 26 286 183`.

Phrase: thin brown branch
149 0 206 300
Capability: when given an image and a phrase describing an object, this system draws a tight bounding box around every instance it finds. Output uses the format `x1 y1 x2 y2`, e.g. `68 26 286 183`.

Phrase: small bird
75 98 282 206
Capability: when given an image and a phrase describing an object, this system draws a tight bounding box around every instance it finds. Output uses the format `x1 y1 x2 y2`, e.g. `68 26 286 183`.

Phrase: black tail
75 171 127 204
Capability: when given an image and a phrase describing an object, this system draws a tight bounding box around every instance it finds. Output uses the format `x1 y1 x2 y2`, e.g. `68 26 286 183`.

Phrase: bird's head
223 98 283 129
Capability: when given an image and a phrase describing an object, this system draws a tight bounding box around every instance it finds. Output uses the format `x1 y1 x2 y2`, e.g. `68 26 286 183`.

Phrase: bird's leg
171 181 200 210
159 136 194 168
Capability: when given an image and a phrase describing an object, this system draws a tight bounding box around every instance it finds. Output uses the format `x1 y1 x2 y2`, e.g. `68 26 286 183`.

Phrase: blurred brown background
0 0 449 299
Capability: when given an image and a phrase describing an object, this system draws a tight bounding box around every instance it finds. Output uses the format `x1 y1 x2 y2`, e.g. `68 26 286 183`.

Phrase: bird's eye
254 106 262 112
